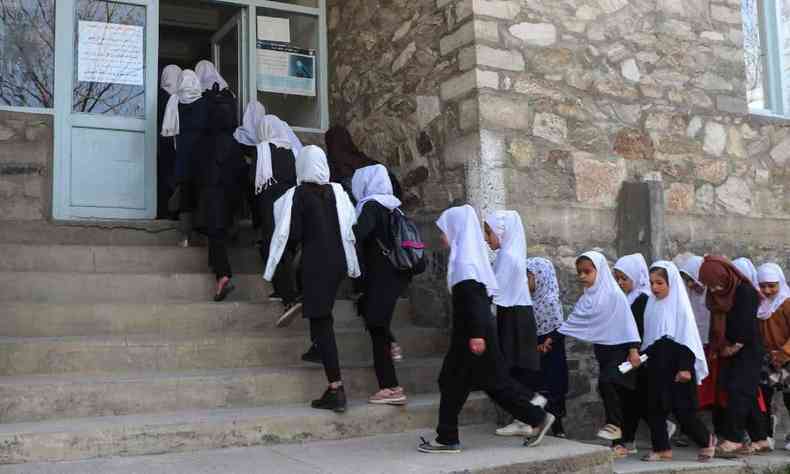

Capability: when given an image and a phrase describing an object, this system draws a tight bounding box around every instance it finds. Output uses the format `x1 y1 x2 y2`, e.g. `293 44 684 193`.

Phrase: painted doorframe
53 0 159 220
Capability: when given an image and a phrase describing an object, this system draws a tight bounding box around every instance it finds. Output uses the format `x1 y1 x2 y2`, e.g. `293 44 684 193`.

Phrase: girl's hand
675 370 692 383
469 338 486 355
627 349 642 369
539 338 553 354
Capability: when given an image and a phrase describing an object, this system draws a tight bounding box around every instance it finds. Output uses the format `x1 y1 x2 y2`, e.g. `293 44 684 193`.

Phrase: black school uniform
173 98 209 213
621 292 649 444
594 340 639 430
496 305 539 389
193 90 245 280
645 337 711 451
286 183 348 383
436 280 546 445
354 200 410 389
722 282 767 443
157 88 176 219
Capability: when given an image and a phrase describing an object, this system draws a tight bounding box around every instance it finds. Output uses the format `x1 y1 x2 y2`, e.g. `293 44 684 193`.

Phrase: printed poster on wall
77 21 144 86
256 40 316 97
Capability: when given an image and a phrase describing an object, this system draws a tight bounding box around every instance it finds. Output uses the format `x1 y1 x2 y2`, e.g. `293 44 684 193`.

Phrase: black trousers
599 380 629 429
369 326 398 389
647 384 710 451
761 384 790 437
620 373 649 444
207 229 231 280
725 390 767 443
272 248 301 304
310 316 341 384
437 377 546 445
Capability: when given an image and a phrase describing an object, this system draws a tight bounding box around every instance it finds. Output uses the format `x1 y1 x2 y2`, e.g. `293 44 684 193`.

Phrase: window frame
748 0 790 118
0 0 57 113
0 0 329 132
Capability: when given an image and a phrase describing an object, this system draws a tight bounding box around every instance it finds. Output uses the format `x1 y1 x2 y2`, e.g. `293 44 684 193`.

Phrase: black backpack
376 209 427 275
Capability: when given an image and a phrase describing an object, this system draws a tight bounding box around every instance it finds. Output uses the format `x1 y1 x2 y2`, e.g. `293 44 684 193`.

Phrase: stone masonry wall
431 0 790 437
0 111 52 221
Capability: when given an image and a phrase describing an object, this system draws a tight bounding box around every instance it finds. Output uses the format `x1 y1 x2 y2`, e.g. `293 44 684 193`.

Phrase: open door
53 0 158 220
211 11 246 115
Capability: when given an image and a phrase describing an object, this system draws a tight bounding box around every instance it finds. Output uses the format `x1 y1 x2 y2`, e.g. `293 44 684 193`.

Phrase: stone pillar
616 180 665 263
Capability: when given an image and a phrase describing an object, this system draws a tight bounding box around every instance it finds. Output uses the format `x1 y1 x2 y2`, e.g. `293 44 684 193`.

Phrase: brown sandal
641 451 672 462
612 445 629 459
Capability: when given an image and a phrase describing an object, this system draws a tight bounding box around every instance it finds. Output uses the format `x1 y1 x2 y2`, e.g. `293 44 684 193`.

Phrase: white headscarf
674 253 711 344
234 101 265 146
161 70 203 138
351 165 402 216
195 60 229 91
484 210 532 308
614 253 652 305
436 205 499 297
263 145 360 281
733 257 760 289
527 257 564 336
559 251 640 346
160 65 182 96
757 263 790 320
642 261 709 384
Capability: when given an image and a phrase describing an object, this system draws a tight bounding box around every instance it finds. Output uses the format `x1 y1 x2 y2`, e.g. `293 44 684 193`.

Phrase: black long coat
288 184 347 319
353 201 410 328
157 89 177 218
257 145 297 262
722 282 763 397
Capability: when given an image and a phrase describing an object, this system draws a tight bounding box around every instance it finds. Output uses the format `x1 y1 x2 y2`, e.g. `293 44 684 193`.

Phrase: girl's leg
369 325 399 389
310 316 341 384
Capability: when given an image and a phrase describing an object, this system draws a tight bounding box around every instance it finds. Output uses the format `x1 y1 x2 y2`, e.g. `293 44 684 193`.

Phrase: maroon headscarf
324 125 377 181
698 255 761 313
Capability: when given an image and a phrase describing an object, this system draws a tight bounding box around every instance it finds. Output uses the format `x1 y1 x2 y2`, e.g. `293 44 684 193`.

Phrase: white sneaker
495 420 534 437
626 441 638 454
530 394 548 408
666 420 677 440
768 436 776 451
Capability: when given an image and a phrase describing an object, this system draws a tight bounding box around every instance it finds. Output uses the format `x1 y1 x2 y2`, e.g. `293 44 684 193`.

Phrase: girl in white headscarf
264 145 359 413
734 257 761 290
235 102 300 302
756 262 790 447
157 65 182 219
161 69 207 247
641 261 715 463
419 205 554 455
560 251 641 444
612 253 653 457
350 164 410 406
195 60 229 92
483 211 539 438
526 257 569 438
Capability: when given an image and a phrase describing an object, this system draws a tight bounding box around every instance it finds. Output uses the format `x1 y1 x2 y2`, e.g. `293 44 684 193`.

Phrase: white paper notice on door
257 16 290 43
256 41 316 97
78 21 144 86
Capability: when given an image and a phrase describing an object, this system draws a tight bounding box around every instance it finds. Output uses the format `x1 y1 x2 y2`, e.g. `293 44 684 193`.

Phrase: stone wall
0 111 52 221
428 0 790 437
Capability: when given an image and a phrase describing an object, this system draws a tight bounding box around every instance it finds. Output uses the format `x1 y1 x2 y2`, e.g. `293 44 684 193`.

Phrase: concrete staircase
0 223 494 465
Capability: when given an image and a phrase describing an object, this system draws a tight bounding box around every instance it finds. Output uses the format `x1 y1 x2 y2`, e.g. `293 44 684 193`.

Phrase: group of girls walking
160 65 790 459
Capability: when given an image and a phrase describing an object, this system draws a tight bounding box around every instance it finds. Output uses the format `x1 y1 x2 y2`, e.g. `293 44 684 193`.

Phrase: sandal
698 435 716 463
596 424 622 441
714 445 741 459
612 445 629 459
641 451 672 462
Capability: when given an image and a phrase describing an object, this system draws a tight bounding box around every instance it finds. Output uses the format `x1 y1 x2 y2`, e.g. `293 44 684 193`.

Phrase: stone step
0 220 259 247
0 272 273 303
0 393 494 465
0 328 448 376
0 300 411 337
0 359 443 423
0 244 262 274
0 425 613 473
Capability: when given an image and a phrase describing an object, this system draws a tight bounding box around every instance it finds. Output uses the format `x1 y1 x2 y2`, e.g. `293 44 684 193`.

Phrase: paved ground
613 439 790 474
0 425 610 474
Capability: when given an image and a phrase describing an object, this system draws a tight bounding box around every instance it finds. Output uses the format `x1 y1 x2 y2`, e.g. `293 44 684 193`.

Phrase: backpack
376 209 427 275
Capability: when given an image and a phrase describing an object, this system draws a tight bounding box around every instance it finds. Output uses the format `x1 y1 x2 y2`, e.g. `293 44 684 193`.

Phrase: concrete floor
0 425 611 474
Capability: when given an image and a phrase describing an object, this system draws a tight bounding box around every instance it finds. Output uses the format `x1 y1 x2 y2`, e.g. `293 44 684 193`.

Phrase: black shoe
275 301 303 328
311 385 347 413
552 417 566 438
524 413 555 448
302 343 321 364
417 437 461 454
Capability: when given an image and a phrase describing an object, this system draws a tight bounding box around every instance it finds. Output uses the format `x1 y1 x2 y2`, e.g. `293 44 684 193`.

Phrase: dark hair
302 182 334 201
649 267 669 285
576 255 593 266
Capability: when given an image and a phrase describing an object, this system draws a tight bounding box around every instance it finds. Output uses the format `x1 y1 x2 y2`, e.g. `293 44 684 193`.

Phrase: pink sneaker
368 387 408 405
